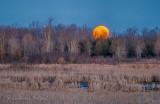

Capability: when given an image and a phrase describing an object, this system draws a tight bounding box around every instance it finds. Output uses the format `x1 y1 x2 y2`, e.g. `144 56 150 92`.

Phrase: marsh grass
0 63 160 104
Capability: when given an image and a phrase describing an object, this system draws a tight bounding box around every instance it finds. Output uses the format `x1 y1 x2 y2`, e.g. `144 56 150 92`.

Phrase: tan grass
0 63 160 103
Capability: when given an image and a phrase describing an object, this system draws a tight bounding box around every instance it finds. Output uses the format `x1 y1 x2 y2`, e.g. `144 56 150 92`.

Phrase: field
0 63 160 104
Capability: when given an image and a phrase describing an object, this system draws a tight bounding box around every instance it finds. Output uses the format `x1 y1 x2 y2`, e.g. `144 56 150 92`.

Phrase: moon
93 26 110 40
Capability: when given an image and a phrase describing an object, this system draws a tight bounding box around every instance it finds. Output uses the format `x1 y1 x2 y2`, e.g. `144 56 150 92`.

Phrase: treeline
0 19 160 64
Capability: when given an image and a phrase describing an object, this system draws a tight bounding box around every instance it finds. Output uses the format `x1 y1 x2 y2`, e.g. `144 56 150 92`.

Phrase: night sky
0 0 160 32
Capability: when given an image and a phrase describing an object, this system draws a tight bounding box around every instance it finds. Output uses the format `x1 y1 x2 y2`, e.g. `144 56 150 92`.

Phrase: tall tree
142 28 156 57
44 18 55 53
111 33 126 60
135 35 145 58
154 30 160 57
125 27 138 57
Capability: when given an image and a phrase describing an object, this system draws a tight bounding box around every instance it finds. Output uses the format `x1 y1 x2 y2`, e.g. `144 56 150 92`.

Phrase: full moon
93 26 110 40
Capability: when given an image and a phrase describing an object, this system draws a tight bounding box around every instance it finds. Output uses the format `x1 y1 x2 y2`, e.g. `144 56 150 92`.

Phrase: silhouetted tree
142 28 157 57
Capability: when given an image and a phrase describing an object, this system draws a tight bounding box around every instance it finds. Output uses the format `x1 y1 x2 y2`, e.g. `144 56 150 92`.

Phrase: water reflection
64 82 89 89
80 82 89 89
144 82 160 91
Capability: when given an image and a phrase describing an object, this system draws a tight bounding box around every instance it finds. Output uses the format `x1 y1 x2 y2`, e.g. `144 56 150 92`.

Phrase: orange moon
93 26 110 39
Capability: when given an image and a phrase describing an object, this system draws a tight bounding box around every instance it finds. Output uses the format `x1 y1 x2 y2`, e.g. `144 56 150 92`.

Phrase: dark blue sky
0 0 160 32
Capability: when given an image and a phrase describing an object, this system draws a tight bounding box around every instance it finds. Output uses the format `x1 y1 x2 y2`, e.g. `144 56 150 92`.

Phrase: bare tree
80 26 92 56
135 35 145 58
29 21 43 37
44 18 55 53
111 33 126 61
154 33 160 57
22 33 35 55
66 25 79 55
125 27 138 57
9 36 21 61
55 24 66 53
44 26 51 52
0 33 4 62
84 38 91 56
